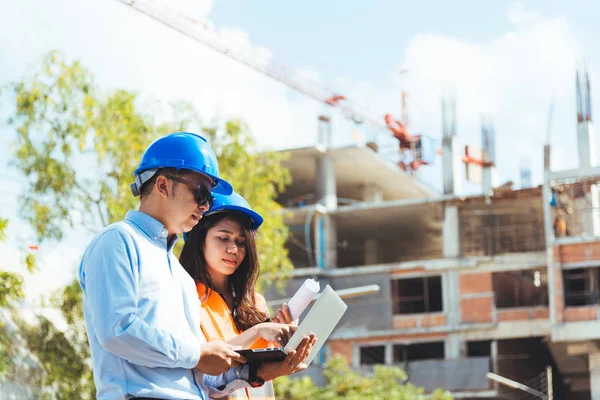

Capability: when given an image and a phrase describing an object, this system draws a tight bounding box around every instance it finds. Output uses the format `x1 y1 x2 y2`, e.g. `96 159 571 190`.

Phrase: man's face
161 171 214 235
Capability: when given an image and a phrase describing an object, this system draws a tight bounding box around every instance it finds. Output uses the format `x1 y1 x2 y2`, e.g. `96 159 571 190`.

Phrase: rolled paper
287 279 320 320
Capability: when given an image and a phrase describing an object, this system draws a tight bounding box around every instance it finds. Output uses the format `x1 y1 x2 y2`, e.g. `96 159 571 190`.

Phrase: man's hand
194 341 247 375
257 334 318 381
255 322 297 346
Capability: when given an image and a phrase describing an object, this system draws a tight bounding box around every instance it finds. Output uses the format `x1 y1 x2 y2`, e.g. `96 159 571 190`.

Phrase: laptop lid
284 285 347 367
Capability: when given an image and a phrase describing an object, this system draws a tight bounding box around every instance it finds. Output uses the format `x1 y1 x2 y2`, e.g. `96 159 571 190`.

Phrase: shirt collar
125 211 177 249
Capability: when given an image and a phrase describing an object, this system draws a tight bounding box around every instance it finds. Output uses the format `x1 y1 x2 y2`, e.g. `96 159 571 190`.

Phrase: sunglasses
163 174 215 209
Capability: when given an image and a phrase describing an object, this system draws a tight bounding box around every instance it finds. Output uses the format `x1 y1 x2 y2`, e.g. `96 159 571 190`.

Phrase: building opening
393 341 445 363
563 267 600 307
492 269 548 308
359 345 385 365
391 276 443 314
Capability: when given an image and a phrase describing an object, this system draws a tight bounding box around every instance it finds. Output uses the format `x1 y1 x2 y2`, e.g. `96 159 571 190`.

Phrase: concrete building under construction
267 70 600 400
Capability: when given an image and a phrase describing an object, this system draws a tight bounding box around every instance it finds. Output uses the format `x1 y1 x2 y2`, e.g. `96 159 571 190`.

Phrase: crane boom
117 0 387 130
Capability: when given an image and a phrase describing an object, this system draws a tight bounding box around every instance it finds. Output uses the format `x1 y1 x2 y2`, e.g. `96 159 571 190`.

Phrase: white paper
287 278 320 320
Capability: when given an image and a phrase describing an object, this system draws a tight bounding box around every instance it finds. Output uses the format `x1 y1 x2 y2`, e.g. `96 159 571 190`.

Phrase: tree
274 356 454 400
0 217 37 378
7 50 292 285
0 217 23 377
18 280 95 400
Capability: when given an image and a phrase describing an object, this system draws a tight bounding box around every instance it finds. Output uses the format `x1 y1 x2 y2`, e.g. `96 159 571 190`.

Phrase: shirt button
153 236 158 240
235 370 240 377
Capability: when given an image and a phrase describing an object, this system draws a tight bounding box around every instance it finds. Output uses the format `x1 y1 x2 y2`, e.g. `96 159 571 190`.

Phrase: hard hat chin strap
130 169 159 197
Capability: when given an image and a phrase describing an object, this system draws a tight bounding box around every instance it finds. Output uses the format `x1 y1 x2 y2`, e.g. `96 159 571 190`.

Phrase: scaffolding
460 206 546 257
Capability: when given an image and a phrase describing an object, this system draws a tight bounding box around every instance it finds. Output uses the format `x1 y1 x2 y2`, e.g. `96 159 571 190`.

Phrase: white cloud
354 4 587 193
0 0 322 151
170 0 215 21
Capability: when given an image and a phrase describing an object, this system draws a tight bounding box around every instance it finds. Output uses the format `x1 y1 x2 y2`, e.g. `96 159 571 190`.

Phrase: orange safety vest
196 282 277 400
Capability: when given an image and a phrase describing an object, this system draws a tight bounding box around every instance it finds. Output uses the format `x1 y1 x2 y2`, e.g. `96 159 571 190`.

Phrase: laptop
237 285 347 366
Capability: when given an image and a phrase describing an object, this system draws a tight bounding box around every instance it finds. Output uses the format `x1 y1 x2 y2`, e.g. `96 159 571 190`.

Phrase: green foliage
0 218 7 242
7 51 293 292
0 217 26 378
7 51 158 241
274 356 453 400
20 313 95 400
0 271 24 307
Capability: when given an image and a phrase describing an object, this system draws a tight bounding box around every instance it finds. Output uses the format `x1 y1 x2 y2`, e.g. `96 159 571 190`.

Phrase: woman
180 192 314 400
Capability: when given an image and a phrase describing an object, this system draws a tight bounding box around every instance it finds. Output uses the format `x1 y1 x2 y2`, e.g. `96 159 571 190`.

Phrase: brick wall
555 241 600 264
392 313 446 330
563 306 598 322
553 241 600 323
460 272 494 323
497 307 549 321
329 340 354 364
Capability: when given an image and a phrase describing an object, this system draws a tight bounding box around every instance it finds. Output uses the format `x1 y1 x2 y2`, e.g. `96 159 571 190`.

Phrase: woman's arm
226 326 260 348
227 322 296 348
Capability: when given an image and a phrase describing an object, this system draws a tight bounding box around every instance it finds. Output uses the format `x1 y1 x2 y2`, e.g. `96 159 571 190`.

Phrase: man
79 132 315 400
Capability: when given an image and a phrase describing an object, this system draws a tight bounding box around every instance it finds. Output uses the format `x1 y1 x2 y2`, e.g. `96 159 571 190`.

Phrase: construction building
267 71 600 400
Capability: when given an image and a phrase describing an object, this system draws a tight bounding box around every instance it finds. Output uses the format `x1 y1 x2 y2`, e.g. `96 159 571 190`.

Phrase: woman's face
203 217 247 278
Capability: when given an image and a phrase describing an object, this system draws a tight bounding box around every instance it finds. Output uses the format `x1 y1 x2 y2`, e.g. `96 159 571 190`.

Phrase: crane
116 0 432 170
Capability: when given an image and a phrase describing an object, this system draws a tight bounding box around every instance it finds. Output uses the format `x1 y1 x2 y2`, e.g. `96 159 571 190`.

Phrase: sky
0 0 598 301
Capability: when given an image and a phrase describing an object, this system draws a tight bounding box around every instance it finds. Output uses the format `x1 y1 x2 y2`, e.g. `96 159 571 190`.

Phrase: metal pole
543 144 557 327
487 372 547 399
547 365 554 400
266 284 380 307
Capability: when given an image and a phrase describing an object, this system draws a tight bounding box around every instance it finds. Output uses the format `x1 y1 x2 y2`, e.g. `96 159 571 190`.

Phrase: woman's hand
271 303 299 326
255 322 297 347
256 334 318 381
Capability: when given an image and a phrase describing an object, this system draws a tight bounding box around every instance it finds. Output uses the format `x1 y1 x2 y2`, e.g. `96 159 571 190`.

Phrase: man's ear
155 175 170 198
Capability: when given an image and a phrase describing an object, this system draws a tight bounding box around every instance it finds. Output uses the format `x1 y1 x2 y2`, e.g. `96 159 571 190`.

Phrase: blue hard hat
183 192 263 241
205 192 264 230
130 132 232 196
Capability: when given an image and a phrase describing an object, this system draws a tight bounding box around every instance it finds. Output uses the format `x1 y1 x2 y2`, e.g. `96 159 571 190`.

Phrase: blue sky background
0 0 598 298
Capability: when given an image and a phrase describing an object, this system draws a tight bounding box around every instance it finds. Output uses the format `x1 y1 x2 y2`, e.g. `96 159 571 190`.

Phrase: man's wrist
257 363 275 381
248 362 265 387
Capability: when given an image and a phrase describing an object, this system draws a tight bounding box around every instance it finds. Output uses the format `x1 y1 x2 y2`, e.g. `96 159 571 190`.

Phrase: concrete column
314 213 337 268
316 115 337 210
314 115 338 268
363 183 383 203
491 340 499 390
442 135 462 195
363 184 382 266
543 145 558 328
364 238 379 265
446 334 463 359
578 121 596 168
443 205 461 258
576 115 600 237
576 186 600 237
481 166 498 194
444 270 461 326
589 352 600 400
316 154 337 210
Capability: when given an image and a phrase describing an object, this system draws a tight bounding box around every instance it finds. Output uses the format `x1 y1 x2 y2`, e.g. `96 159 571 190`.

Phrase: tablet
236 348 287 363
235 285 347 367
283 285 347 366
